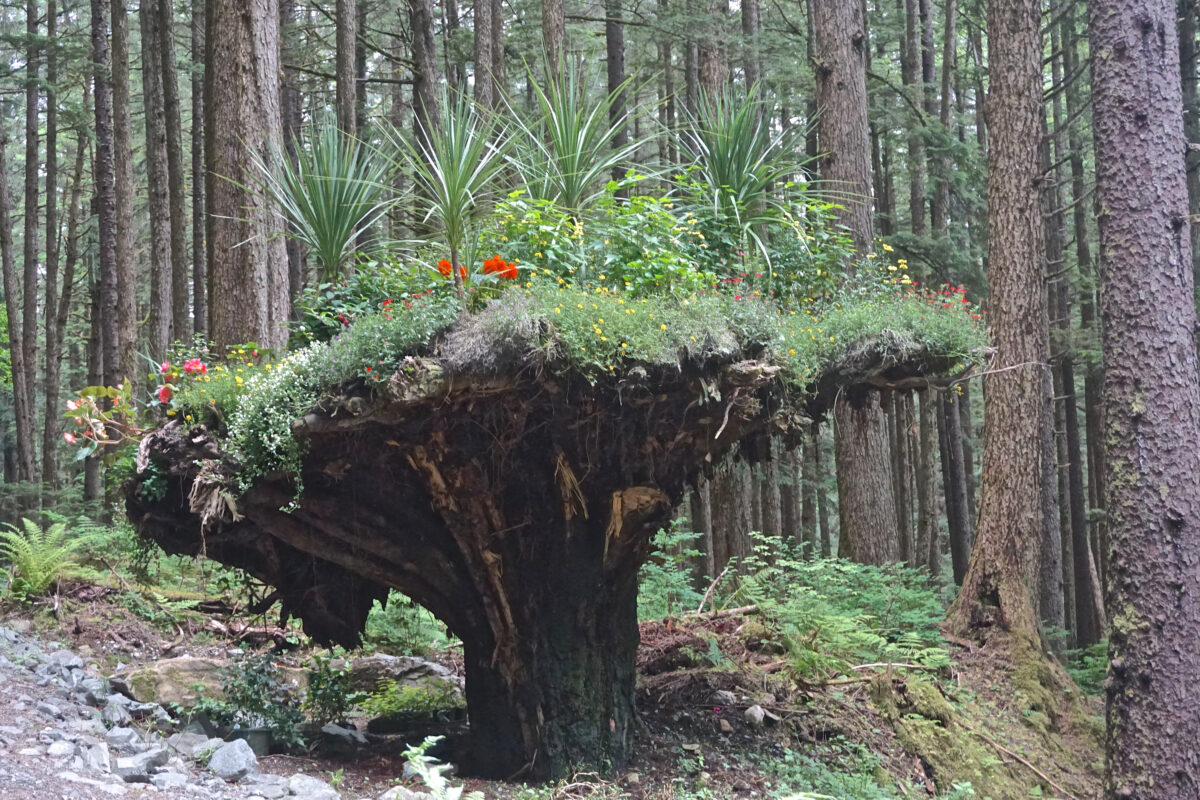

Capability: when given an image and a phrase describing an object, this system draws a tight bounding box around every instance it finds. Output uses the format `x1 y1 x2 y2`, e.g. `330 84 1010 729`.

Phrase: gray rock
208 738 260 781
78 675 112 705
320 722 368 753
37 700 63 718
103 698 134 728
245 773 289 799
167 731 219 758
58 770 128 796
377 788 433 800
287 772 341 799
150 770 190 790
113 746 169 783
710 689 737 707
744 704 766 727
104 727 142 751
47 740 77 757
84 742 112 773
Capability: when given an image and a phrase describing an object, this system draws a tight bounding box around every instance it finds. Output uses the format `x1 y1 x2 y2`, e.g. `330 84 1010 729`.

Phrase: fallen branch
694 567 730 614
683 603 758 620
850 662 942 672
961 721 1079 800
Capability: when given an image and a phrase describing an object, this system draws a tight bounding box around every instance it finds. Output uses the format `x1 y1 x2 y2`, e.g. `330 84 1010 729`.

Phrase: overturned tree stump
128 355 802 779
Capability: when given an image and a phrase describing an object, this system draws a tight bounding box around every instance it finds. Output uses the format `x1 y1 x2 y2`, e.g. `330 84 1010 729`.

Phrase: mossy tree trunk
128 359 794 780
945 0 1045 638
1091 0 1200 795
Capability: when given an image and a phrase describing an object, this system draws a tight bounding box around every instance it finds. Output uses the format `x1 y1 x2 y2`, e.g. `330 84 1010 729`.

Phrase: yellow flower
789 348 796 355
660 324 667 331
882 243 894 252
599 274 606 280
554 307 561 314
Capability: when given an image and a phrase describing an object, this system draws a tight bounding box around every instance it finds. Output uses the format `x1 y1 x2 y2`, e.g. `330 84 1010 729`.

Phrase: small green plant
0 518 101 602
304 650 356 726
638 521 706 621
356 677 464 720
364 589 453 654
206 653 307 750
719 535 951 680
403 736 483 800
1065 640 1107 695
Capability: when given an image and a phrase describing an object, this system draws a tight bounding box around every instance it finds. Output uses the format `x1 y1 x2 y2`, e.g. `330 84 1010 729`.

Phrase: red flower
156 384 173 404
438 259 453 276
182 358 207 375
63 432 76 445
459 265 468 280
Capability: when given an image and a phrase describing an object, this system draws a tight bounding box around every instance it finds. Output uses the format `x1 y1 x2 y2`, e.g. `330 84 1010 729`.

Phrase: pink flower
182 358 207 375
66 399 78 411
62 432 76 444
156 385 173 404
160 361 171 373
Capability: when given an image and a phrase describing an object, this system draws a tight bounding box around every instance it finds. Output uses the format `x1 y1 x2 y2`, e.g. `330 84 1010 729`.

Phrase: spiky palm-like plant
676 88 813 269
387 90 511 303
253 123 393 282
511 62 642 221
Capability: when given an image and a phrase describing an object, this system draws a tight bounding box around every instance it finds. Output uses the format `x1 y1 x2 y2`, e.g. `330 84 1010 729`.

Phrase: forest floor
1 586 1104 800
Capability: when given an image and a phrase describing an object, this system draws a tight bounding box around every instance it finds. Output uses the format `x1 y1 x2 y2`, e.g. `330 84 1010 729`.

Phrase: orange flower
437 259 453 276
459 265 467 280
500 262 518 280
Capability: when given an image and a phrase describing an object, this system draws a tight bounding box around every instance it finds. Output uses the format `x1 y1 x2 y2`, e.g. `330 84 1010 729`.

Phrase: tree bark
159 0 191 340
94 0 121 393
799 432 817 552
1180 0 1200 286
111 0 137 385
336 0 357 136
834 389 900 565
144 0 175 359
542 0 564 75
605 0 628 185
814 0 898 567
280 0 304 306
22 3 41 482
0 132 34 485
410 0 441 154
760 445 783 541
812 0 873 254
41 0 62 487
930 0 956 234
915 388 940 579
815 424 832 558
741 0 761 88
891 391 913 564
191 0 208 336
946 0 1045 638
902 0 926 235
473 0 494 109
698 0 728 98
1090 0 1200 794
206 0 291 351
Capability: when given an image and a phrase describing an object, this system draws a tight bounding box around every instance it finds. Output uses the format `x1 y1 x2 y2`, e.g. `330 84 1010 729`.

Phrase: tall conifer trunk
1090 0 1200 794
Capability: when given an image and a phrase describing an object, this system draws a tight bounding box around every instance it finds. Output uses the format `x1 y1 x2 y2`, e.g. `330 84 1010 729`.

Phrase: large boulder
341 654 463 696
110 657 225 707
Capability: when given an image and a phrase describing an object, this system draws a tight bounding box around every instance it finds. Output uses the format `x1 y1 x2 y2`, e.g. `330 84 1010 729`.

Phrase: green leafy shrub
304 651 356 726
721 536 950 679
0 518 103 602
638 521 706 621
364 590 453 655
199 653 307 750
1065 641 1107 695
356 677 464 720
